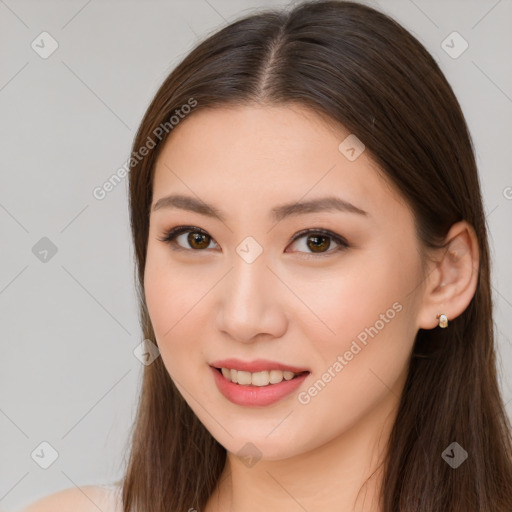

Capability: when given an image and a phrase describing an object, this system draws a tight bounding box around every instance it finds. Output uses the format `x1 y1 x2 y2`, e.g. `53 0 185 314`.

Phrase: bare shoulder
19 485 121 512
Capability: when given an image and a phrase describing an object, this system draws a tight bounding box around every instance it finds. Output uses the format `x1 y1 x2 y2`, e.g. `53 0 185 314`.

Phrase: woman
22 0 512 511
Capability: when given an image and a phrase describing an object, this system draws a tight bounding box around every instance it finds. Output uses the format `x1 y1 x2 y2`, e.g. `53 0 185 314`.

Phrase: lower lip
210 366 309 407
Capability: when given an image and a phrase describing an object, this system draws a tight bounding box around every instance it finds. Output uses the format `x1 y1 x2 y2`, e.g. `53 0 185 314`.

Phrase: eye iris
188 232 210 249
307 234 330 253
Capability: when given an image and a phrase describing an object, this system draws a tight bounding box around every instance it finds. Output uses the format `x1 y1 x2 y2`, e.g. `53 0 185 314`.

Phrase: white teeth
236 370 252 385
251 371 269 387
269 370 284 384
219 368 305 386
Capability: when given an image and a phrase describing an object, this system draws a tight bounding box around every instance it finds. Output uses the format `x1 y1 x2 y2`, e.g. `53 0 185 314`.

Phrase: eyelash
157 225 349 257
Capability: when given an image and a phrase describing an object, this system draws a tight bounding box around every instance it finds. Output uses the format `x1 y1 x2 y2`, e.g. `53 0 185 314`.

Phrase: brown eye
158 226 348 256
305 234 331 253
157 226 218 251
187 232 211 250
288 229 348 256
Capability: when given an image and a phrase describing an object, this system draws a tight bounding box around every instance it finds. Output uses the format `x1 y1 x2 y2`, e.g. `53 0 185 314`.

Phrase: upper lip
209 358 310 373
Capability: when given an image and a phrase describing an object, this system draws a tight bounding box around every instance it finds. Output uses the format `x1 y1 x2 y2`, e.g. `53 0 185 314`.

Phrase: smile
210 366 310 406
218 367 308 386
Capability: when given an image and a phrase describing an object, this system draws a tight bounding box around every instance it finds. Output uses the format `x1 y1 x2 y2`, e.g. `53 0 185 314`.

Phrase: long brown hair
119 1 512 510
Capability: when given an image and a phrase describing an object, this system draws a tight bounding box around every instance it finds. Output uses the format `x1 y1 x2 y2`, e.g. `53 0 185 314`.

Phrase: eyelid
157 225 349 256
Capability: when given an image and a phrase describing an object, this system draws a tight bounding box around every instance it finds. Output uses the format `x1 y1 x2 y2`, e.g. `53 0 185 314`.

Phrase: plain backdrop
0 0 511 509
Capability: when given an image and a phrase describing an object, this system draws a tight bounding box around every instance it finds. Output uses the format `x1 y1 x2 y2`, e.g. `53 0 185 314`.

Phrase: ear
417 221 480 330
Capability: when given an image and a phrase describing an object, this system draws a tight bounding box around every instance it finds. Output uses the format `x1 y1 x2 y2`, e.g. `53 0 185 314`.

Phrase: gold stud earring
437 313 448 328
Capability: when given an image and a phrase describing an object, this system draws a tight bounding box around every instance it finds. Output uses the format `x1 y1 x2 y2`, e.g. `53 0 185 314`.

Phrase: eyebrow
152 194 368 222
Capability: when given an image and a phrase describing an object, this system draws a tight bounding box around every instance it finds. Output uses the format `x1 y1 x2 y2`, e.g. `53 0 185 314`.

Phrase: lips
209 359 311 405
210 365 310 406
209 358 310 373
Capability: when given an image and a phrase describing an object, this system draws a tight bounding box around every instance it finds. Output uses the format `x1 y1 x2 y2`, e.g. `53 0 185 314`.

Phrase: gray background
0 0 511 510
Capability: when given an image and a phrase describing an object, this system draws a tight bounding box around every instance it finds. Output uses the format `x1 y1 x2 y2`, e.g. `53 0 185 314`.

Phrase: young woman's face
145 104 426 460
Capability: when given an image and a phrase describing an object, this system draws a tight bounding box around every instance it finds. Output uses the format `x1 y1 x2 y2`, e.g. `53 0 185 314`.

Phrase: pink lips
209 359 310 407
209 358 309 373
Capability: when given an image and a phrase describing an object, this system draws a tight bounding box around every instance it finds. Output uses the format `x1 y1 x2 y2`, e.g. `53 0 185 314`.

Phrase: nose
215 252 288 344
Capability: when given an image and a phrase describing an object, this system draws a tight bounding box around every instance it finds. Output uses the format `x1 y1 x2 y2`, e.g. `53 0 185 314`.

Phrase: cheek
295 246 421 407
143 249 202 370
290 259 418 446
144 240 202 327
300 249 418 344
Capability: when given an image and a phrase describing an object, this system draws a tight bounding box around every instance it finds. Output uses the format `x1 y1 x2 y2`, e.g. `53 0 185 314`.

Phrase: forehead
151 104 407 222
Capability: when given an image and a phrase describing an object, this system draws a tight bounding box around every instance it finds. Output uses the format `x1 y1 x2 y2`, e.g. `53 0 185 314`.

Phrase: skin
144 104 479 512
